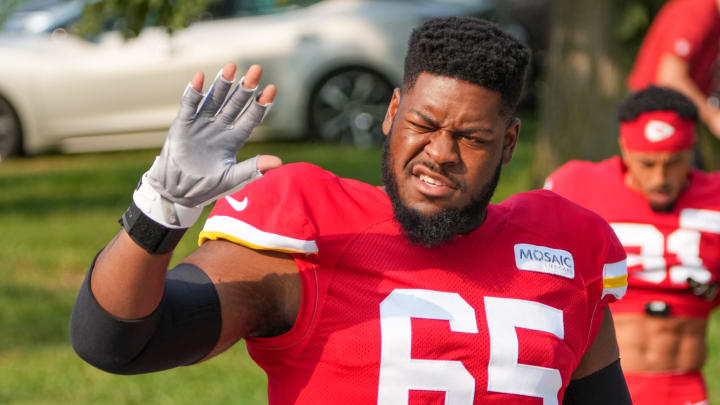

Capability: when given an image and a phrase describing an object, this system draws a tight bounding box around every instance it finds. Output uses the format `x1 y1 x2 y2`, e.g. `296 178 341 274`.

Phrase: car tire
0 96 22 161
308 68 394 148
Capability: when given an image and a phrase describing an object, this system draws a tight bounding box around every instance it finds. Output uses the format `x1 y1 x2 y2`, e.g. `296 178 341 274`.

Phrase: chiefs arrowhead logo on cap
644 120 675 143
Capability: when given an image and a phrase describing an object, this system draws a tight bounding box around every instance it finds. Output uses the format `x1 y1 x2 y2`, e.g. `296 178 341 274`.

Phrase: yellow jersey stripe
603 274 628 289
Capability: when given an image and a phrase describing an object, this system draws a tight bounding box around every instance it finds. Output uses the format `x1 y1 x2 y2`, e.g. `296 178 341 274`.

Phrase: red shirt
546 156 720 318
627 0 720 95
200 162 627 404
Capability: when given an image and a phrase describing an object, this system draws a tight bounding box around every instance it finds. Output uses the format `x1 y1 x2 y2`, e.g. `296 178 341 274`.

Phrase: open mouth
647 188 674 204
411 163 458 188
410 164 459 198
418 174 449 187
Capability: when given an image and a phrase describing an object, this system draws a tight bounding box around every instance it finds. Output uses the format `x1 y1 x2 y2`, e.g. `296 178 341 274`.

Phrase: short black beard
381 137 502 248
650 201 675 213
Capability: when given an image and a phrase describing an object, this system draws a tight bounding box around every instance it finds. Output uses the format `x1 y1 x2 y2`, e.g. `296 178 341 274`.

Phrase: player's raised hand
135 63 282 229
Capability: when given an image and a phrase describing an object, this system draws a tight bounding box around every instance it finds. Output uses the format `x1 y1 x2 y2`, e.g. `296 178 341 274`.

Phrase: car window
206 0 324 20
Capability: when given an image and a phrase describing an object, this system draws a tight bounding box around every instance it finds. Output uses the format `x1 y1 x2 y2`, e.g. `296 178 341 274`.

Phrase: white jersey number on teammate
611 223 712 285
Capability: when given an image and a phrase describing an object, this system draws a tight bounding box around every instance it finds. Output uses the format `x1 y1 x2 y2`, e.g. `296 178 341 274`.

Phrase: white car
0 0 509 158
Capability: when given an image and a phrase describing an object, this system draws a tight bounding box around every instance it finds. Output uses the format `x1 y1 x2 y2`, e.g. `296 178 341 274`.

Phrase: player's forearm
661 76 715 120
91 230 172 319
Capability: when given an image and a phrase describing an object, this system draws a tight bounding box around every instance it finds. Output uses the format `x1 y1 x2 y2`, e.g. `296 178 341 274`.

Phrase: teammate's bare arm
657 53 720 137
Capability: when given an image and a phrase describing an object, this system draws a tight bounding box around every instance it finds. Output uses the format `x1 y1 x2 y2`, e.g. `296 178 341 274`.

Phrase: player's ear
382 88 401 137
501 117 520 165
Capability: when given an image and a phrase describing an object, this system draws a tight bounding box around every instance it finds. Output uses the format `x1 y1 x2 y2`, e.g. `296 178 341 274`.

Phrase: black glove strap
120 201 187 254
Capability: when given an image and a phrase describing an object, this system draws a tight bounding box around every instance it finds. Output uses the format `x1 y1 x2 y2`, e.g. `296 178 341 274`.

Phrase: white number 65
378 289 564 405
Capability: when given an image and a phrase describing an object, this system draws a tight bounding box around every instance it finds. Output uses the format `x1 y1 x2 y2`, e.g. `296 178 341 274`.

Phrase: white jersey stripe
200 215 318 254
679 208 720 234
603 259 627 279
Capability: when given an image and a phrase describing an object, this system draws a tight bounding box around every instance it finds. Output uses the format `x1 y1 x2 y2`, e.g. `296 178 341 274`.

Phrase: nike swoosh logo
226 195 248 211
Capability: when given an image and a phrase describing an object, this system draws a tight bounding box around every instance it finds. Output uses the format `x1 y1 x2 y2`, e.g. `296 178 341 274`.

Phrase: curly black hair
403 16 530 116
618 86 698 122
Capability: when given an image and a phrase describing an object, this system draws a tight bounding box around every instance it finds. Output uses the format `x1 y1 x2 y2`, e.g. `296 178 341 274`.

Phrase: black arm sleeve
69 257 222 375
562 359 633 405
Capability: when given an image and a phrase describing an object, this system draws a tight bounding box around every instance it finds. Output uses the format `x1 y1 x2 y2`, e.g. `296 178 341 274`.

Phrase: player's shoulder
690 168 720 191
665 0 715 16
502 190 626 289
552 159 598 174
653 0 717 33
683 169 720 206
261 162 336 183
505 189 602 219
251 161 387 213
260 162 374 192
545 157 621 202
503 189 617 242
202 162 388 252
547 158 617 185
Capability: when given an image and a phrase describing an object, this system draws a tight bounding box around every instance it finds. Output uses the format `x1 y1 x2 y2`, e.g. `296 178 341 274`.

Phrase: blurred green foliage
75 0 221 39
0 0 27 28
613 0 665 51
74 0 320 39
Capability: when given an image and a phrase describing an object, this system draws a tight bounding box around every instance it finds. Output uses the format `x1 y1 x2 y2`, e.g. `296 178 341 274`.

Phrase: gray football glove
133 69 272 229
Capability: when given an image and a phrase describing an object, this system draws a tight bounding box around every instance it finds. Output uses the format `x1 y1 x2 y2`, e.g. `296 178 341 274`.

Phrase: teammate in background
545 86 720 405
70 17 632 404
628 0 720 138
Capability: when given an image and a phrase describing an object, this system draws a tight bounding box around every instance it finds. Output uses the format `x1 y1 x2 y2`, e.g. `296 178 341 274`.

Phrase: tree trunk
531 0 630 187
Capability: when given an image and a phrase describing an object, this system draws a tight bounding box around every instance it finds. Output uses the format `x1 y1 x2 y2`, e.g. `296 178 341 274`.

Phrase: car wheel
309 68 394 148
0 96 21 161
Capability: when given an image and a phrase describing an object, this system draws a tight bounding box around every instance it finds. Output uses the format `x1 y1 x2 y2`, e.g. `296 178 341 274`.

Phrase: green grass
3 129 720 403
0 141 403 404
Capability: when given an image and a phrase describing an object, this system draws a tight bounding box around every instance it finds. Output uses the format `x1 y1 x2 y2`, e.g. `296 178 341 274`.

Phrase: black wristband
120 201 187 254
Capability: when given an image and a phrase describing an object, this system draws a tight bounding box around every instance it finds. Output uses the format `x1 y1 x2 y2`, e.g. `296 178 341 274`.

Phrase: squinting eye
409 122 433 131
463 135 485 145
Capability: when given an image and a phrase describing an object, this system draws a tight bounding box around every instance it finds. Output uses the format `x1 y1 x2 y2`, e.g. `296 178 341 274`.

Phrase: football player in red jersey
70 17 632 404
546 85 720 405
628 0 720 138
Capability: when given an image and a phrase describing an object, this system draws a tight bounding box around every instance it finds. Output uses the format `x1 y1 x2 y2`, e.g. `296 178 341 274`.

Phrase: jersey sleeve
586 212 628 311
198 163 321 254
600 229 628 304
585 220 627 354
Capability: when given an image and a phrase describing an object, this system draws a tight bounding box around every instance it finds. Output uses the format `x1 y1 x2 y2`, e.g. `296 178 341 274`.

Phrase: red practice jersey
546 156 720 318
627 0 720 95
199 163 627 405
